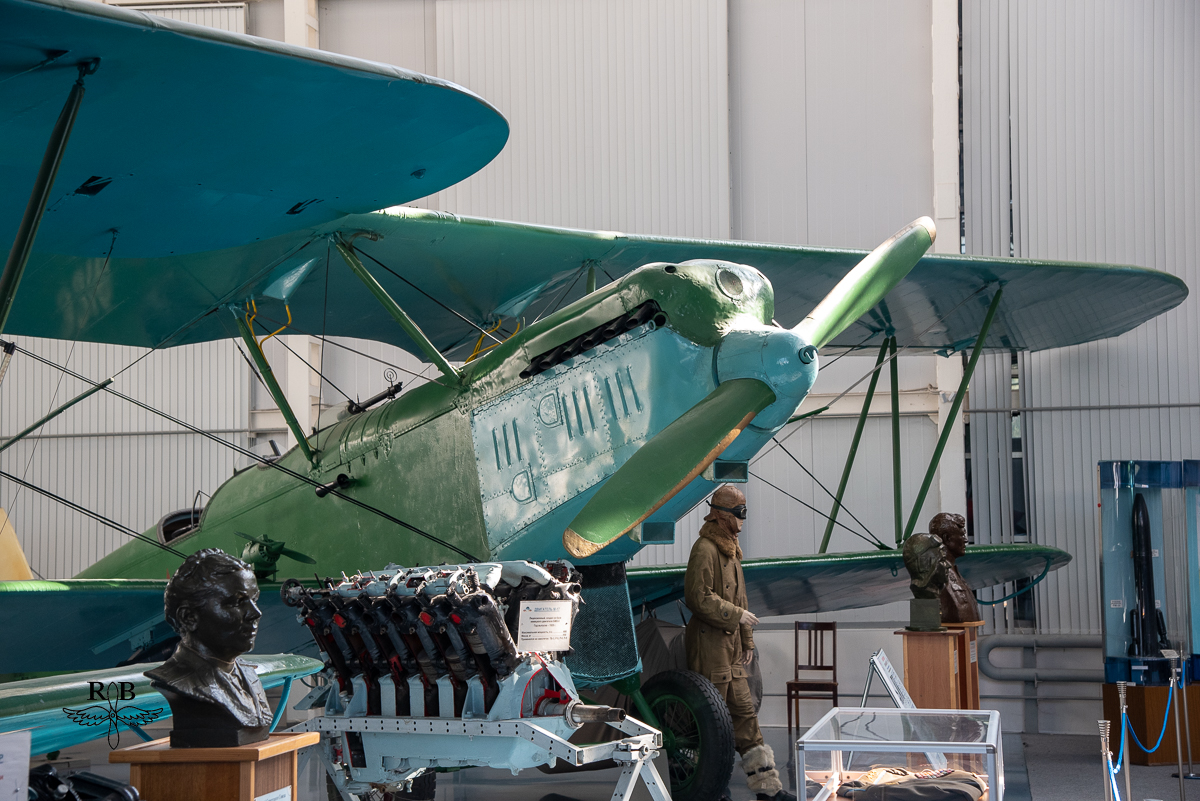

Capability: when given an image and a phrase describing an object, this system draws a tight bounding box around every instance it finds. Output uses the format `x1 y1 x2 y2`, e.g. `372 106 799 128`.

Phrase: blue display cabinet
1186 460 1200 680
1099 461 1187 685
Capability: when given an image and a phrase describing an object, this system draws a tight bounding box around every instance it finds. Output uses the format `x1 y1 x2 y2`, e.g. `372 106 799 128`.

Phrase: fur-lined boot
741 744 796 800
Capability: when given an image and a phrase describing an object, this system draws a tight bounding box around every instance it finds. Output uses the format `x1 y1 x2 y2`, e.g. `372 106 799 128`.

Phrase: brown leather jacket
683 521 754 683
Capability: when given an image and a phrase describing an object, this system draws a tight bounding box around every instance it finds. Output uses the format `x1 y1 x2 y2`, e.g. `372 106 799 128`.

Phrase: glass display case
796 707 1003 801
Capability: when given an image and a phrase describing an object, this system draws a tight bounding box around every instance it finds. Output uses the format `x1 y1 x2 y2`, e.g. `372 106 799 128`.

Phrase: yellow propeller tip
916 216 936 243
563 527 605 558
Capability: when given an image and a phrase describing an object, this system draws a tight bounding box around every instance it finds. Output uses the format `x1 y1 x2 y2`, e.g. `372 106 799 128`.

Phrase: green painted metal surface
234 311 315 464
794 218 934 349
335 239 460 382
627 543 1072 617
71 257 784 578
0 653 321 755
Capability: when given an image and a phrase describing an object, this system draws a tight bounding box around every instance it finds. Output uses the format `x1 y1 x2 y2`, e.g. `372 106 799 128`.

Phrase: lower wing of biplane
0 652 321 755
0 542 1065 677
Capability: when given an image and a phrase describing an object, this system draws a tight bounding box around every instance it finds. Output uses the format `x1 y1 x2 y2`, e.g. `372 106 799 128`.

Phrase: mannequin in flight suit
684 484 796 801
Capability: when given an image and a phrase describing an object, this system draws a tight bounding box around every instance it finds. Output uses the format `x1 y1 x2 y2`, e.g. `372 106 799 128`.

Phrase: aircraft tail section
0 508 33 581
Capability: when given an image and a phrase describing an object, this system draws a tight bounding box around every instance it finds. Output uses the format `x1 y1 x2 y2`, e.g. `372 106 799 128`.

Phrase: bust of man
931 512 982 624
902 532 950 631
902 532 949 600
145 549 273 747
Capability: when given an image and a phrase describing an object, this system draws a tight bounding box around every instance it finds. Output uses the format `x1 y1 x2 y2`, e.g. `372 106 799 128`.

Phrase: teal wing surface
0 579 319 674
0 653 321 756
0 0 508 258
6 209 1185 355
626 544 1072 617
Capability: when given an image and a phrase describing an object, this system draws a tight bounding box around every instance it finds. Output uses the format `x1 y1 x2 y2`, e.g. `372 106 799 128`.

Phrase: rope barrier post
1173 660 1188 801
1178 662 1199 780
1100 719 1114 801
1119 680 1132 801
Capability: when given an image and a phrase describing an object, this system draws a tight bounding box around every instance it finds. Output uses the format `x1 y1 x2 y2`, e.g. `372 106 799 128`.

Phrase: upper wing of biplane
2 0 1184 354
5 207 1188 357
0 0 508 259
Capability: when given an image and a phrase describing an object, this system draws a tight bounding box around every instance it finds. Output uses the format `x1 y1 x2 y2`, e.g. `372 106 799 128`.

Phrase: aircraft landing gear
632 669 735 801
326 772 435 801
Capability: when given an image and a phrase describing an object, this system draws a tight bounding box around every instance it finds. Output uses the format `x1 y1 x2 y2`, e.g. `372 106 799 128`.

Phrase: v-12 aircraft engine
282 561 668 800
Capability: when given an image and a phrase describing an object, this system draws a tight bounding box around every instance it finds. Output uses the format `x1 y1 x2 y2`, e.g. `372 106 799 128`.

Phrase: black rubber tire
641 669 735 801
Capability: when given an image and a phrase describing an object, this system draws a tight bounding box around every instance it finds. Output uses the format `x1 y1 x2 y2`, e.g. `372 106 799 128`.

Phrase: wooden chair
786 621 838 736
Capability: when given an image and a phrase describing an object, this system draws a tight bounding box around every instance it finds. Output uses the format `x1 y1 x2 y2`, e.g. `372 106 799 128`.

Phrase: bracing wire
250 317 354 405
351 245 503 345
533 265 587 324
754 283 991 464
3 343 480 562
770 436 879 545
7 230 119 531
750 470 890 550
0 468 186 559
251 312 432 382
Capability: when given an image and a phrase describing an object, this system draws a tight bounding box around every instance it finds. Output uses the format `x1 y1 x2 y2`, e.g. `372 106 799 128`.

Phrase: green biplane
0 0 1187 787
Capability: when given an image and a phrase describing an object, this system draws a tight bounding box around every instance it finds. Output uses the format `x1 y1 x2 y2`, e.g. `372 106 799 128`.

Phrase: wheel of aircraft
643 670 736 801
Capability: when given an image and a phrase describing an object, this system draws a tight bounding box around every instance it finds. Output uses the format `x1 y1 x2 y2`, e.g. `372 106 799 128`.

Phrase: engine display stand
110 731 319 801
296 715 671 801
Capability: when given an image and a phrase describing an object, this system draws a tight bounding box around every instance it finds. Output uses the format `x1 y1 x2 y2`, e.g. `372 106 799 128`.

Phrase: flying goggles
710 503 748 520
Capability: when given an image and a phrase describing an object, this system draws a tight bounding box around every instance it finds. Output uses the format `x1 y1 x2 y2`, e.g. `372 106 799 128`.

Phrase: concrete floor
47 725 1200 800
1022 733 1200 801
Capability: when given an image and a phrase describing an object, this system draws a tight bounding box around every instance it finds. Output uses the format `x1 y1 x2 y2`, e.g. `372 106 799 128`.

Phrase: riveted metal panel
471 326 713 553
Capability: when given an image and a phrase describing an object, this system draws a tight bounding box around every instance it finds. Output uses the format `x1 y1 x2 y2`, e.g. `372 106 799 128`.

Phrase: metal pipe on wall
977 634 1105 683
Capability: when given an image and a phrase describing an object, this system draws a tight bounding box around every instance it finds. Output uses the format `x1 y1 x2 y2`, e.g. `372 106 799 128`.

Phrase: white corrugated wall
128 4 247 33
0 339 248 578
964 0 1200 640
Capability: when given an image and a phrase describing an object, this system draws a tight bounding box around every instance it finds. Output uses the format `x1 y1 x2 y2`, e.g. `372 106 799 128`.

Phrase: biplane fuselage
79 258 814 579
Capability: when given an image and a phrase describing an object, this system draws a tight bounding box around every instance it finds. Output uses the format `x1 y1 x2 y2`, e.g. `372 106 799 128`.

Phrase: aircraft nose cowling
715 327 818 430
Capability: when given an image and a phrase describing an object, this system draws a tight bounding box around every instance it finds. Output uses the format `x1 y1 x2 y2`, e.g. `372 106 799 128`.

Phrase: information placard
862 650 947 771
0 730 30 800
869 650 915 710
517 600 574 652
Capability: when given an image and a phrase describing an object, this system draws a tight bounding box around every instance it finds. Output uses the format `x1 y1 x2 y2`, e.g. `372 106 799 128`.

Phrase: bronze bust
902 532 949 631
931 512 982 624
145 549 273 747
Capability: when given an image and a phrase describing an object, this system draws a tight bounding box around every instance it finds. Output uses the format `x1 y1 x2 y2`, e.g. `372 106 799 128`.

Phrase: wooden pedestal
110 732 319 801
897 629 963 709
1102 683 1200 767
944 621 984 710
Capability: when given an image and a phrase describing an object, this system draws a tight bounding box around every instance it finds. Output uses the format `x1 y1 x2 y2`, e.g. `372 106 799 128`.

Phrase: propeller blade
280 547 317 565
793 217 935 349
234 530 268 545
563 378 776 558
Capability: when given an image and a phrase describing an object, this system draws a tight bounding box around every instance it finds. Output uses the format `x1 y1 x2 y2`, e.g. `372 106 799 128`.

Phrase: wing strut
232 308 317 465
0 58 99 336
334 237 460 383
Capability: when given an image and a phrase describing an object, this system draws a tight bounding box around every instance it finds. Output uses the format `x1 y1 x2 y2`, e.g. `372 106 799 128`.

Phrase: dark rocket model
1129 492 1170 657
